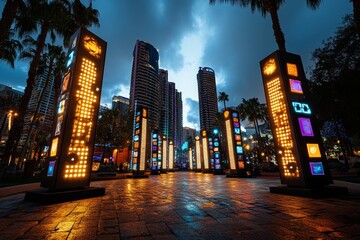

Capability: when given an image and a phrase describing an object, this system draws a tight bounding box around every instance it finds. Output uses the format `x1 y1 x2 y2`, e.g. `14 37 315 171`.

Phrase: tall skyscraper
112 95 129 114
197 67 218 132
23 68 56 142
175 90 183 149
159 69 169 137
168 82 176 142
129 40 160 130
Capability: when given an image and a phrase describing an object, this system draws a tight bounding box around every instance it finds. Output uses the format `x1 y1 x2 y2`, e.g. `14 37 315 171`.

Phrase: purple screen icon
298 118 314 137
289 79 303 94
309 162 325 175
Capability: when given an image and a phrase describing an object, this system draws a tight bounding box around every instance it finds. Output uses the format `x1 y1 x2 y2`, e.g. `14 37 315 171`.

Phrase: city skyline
0 1 353 130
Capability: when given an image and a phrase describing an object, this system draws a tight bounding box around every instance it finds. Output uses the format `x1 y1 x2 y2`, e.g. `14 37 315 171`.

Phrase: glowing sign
225 119 236 170
263 58 276 75
292 102 311 114
195 136 201 170
83 36 102 58
47 161 55 176
139 118 147 171
202 137 210 170
50 138 58 157
58 99 66 114
289 79 303 94
236 146 243 154
287 63 298 77
307 143 321 158
66 50 74 67
162 137 168 172
298 118 314 137
309 162 325 175
62 73 70 93
169 141 174 170
266 78 298 177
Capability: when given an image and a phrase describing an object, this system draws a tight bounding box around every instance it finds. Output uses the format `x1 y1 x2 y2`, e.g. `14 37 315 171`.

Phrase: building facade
129 40 160 130
112 95 129 114
159 69 169 137
197 67 218 132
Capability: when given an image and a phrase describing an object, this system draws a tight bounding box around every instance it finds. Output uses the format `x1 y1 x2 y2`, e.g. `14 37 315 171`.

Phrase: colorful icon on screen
287 63 298 77
309 162 325 175
292 102 311 114
298 118 314 137
289 79 303 94
307 143 321 158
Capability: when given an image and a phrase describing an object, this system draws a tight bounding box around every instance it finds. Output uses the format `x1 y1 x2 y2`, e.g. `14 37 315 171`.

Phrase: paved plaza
0 172 359 239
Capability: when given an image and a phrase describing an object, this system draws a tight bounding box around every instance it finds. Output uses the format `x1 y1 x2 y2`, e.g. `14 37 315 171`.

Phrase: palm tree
3 0 100 166
237 98 267 161
210 0 323 51
353 0 360 37
0 0 25 55
0 29 22 68
218 91 229 110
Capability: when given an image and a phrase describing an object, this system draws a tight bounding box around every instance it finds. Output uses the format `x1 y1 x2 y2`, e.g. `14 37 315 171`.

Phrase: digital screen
234 128 240 134
233 118 239 122
307 143 321 158
50 138 58 157
135 123 140 129
152 134 157 138
298 118 314 137
232 112 238 118
215 153 220 158
61 73 70 93
238 161 245 169
235 135 241 141
134 135 139 141
233 122 240 128
54 116 63 136
214 142 219 147
287 63 298 77
58 100 66 114
309 162 325 175
289 79 303 94
236 146 243 154
152 146 157 151
47 161 55 176
292 102 311 114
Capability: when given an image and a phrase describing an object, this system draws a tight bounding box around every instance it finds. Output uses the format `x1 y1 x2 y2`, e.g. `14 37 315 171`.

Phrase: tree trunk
19 58 54 167
0 0 19 55
3 23 48 167
354 0 360 37
266 0 286 51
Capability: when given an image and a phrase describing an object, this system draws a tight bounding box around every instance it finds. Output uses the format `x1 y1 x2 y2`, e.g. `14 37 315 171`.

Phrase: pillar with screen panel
212 128 224 175
41 28 107 191
224 109 252 177
131 107 149 178
260 51 345 195
151 130 160 175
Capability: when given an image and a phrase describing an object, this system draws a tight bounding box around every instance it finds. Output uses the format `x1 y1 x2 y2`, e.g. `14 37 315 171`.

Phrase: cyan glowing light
213 128 219 135
66 51 74 67
292 102 311 114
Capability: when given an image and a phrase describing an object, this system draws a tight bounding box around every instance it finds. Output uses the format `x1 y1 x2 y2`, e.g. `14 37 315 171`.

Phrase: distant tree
0 30 22 68
218 91 229 110
237 98 267 162
309 15 360 148
210 0 322 51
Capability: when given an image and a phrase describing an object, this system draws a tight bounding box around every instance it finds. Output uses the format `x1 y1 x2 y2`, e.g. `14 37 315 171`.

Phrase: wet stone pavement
0 172 359 240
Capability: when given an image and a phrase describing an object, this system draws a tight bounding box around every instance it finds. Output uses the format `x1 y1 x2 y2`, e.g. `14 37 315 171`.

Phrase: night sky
0 0 352 130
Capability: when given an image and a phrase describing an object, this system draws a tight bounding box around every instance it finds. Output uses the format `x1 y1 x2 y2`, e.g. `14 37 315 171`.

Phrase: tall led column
131 107 148 177
168 140 174 171
195 136 202 172
188 148 193 170
201 130 211 173
212 128 223 175
41 28 106 191
161 136 168 173
224 109 251 177
260 50 332 187
151 130 160 175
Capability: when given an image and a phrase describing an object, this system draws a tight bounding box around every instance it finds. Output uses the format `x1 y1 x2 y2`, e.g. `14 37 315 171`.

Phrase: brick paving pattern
0 172 359 239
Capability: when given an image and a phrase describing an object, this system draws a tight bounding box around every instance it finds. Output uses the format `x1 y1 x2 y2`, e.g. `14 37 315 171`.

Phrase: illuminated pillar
151 130 160 175
260 50 332 187
188 148 193 170
161 136 168 173
212 128 223 175
195 136 202 172
41 28 107 190
201 130 211 173
168 140 174 171
131 107 148 177
224 109 251 177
